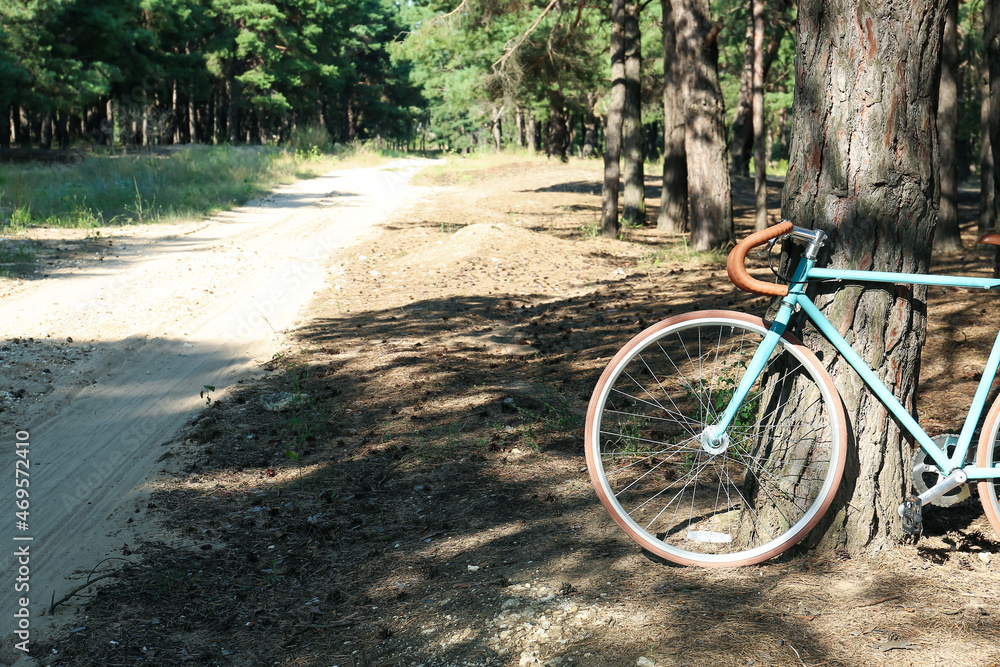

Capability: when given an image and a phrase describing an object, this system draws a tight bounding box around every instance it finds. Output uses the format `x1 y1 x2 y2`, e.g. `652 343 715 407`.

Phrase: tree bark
753 0 768 230
40 112 52 149
600 0 627 238
935 0 963 252
622 0 645 225
658 0 688 232
546 97 569 161
491 105 503 151
982 35 996 237
582 92 599 157
988 0 1000 275
1 106 10 149
731 11 756 177
782 0 947 556
675 0 733 250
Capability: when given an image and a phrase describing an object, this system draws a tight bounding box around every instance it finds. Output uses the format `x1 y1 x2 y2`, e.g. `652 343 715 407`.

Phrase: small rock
636 658 656 667
260 391 308 411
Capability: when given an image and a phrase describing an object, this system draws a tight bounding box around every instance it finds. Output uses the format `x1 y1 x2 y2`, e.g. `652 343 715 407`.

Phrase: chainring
911 434 971 507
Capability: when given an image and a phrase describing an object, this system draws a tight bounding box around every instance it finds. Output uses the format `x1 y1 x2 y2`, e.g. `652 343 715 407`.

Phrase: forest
2 0 995 252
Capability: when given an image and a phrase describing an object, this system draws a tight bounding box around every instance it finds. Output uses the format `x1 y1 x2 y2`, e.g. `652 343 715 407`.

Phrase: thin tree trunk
172 80 180 144
582 93 598 157
1 106 10 149
674 0 733 250
228 75 240 144
753 0 768 230
658 0 687 232
40 112 52 149
515 107 525 148
782 0 947 556
546 99 569 162
600 0 627 238
527 113 538 153
983 0 997 237
622 0 645 225
491 105 503 151
731 12 755 177
55 111 69 149
731 0 790 177
106 99 114 148
935 0 962 251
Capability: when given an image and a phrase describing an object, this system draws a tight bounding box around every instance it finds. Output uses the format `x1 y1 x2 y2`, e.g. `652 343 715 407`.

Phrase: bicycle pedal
901 495 923 537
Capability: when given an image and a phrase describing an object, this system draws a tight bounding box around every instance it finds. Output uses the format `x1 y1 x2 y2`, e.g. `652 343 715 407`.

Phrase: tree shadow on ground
38 267 1000 665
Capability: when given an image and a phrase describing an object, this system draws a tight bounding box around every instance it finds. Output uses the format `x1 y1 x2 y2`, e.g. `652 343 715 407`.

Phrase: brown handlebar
726 220 793 297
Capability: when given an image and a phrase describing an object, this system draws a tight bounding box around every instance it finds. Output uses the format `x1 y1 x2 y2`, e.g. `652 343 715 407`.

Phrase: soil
6 157 1000 666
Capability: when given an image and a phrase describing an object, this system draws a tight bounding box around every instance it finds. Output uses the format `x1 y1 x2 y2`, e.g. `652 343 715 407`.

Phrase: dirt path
0 158 432 643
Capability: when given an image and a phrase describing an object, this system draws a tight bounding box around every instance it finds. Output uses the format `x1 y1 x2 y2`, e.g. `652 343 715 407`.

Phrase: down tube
796 297 944 467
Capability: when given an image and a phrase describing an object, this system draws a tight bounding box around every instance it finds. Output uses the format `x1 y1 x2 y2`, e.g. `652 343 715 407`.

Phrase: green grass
0 240 36 278
0 144 386 230
638 238 728 269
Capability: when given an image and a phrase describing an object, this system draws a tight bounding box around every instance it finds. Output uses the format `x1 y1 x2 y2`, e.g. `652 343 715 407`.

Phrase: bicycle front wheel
585 311 847 567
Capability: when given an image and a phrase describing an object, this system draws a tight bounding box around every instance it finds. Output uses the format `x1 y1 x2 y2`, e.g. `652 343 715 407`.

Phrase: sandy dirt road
0 158 431 644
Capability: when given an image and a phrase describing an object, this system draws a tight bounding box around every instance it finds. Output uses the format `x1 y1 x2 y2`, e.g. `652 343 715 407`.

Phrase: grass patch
0 144 396 230
639 236 728 269
412 149 552 186
0 239 36 277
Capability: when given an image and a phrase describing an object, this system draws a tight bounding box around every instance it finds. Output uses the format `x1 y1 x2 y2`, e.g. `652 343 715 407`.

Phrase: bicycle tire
975 395 1000 536
585 311 847 567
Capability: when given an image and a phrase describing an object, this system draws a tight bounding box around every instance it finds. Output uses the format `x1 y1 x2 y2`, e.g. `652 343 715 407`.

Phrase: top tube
806 267 1000 290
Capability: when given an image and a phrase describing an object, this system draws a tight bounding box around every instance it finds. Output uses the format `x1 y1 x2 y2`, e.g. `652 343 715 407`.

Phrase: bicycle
585 220 1000 567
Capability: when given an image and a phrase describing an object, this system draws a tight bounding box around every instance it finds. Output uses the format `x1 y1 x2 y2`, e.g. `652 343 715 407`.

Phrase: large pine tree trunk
935 0 963 252
658 0 687 232
675 0 733 250
600 0 627 238
988 0 1000 276
782 0 947 555
621 0 645 225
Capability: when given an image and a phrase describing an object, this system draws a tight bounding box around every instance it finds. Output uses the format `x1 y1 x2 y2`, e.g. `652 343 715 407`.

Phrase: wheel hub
700 426 730 455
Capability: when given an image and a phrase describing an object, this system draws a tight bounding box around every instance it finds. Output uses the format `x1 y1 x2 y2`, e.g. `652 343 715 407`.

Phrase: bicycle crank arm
897 469 969 516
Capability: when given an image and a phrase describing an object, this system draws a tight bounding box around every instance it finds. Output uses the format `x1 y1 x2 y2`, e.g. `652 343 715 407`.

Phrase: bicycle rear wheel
975 396 1000 536
585 311 847 567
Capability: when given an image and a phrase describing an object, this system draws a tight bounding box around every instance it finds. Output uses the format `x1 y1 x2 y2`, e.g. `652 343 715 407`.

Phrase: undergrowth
0 143 403 230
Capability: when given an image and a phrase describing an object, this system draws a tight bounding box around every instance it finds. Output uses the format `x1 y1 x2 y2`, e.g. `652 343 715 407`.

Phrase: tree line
0 0 422 150
5 1 998 256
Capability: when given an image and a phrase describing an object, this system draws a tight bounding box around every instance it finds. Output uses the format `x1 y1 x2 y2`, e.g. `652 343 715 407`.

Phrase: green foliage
0 0 425 147
395 0 605 152
0 145 347 229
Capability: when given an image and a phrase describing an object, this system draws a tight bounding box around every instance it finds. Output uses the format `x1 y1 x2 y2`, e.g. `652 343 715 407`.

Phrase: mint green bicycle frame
712 244 1000 482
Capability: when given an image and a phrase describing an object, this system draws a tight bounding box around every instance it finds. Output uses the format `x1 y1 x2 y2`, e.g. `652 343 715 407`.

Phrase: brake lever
756 235 781 259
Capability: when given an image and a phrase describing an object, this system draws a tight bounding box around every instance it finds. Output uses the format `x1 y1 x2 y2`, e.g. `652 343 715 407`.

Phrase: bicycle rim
976 395 1000 537
585 311 846 567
